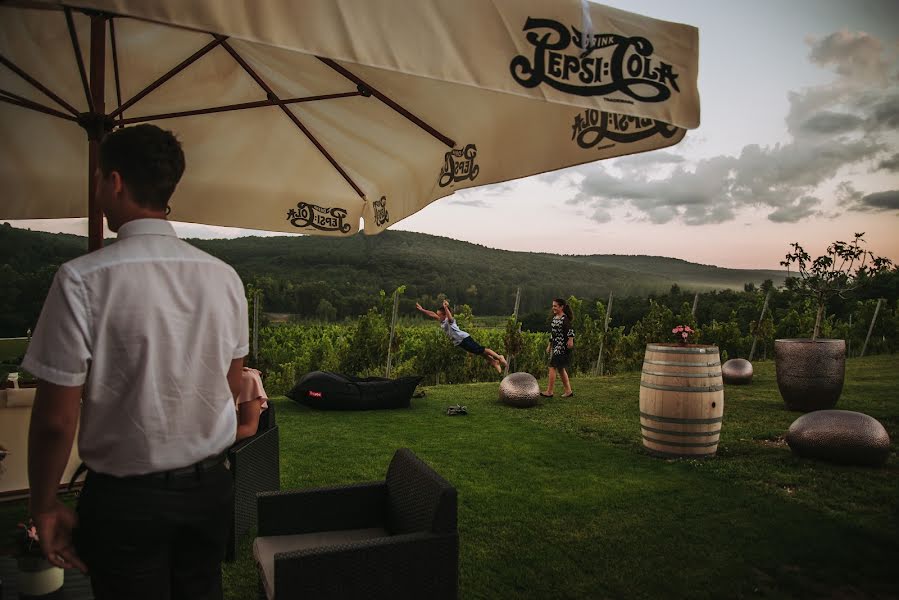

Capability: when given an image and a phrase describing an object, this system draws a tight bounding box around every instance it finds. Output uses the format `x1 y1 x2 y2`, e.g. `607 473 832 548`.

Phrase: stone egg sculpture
499 372 541 408
722 358 753 385
786 410 890 467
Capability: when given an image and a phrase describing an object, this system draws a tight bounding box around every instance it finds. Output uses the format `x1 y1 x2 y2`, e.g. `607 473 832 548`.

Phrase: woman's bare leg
543 367 557 395
560 368 573 396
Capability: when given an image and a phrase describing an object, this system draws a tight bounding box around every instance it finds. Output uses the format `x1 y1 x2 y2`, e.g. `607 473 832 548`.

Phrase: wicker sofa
253 448 458 600
226 402 280 561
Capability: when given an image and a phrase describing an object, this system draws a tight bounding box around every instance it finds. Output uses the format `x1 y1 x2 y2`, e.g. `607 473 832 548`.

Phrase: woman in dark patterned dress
540 298 575 398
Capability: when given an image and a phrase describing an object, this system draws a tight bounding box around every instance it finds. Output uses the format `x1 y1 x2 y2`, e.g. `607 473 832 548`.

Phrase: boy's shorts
458 336 485 355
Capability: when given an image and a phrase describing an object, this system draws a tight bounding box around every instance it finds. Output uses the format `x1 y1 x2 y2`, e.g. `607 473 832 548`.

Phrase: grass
0 337 28 362
3 355 897 598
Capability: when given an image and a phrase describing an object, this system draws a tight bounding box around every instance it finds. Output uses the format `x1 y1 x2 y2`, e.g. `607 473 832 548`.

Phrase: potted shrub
775 233 891 411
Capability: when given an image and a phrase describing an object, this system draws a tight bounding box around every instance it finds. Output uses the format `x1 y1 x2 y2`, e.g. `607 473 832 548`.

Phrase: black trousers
74 459 233 600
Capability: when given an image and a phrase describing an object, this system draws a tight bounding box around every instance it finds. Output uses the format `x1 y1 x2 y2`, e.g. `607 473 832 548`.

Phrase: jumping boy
416 299 508 373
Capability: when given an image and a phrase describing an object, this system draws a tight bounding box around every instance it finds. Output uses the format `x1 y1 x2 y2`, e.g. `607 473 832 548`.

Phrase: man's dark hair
99 124 185 210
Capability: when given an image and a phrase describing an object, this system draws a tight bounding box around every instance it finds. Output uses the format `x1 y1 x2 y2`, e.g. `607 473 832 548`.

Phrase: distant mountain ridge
558 254 785 291
1 224 786 320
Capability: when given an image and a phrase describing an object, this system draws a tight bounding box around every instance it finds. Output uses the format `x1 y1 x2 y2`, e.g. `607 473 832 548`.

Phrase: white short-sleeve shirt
22 219 248 477
440 318 470 346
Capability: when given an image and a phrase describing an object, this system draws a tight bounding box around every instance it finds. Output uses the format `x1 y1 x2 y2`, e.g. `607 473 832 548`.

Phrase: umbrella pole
87 14 107 252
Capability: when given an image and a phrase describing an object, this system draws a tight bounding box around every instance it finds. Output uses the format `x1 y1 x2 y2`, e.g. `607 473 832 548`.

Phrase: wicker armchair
227 402 280 561
253 448 458 600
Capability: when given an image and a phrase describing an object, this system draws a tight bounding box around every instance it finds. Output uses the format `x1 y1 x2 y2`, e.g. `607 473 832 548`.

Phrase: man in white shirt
24 124 248 600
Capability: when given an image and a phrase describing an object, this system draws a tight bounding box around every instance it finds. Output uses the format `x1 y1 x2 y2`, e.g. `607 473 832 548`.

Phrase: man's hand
33 500 87 573
415 303 424 311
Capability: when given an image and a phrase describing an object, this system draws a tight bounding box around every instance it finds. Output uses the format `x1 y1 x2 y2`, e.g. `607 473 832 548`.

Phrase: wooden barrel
639 344 724 458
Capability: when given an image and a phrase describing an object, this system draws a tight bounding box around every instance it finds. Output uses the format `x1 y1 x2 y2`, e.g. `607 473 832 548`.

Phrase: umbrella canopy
0 0 699 245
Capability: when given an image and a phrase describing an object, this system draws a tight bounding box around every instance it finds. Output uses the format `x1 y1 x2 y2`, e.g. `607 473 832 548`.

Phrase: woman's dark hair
99 124 185 211
553 298 574 321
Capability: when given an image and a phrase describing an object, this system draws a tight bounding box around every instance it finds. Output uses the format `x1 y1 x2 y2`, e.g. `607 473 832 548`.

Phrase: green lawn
223 355 898 599
0 337 28 362
3 355 897 599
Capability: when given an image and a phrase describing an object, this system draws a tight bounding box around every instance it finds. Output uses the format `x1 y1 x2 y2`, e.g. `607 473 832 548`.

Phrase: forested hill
560 255 785 292
1 223 784 331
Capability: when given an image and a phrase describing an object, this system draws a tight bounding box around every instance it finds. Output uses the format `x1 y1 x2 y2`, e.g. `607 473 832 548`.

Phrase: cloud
562 30 898 226
612 151 686 170
797 111 864 135
444 187 502 207
876 153 899 172
867 93 899 129
806 31 890 81
766 196 821 223
855 190 899 212
446 196 489 207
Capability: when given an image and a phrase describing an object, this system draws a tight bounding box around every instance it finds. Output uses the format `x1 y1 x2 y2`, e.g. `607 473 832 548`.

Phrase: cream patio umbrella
0 0 699 250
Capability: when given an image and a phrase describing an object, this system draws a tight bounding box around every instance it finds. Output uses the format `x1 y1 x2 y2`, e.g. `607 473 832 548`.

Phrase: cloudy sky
10 0 899 269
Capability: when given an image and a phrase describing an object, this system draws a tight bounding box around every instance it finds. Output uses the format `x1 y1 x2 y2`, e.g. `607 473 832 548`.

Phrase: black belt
85 452 228 483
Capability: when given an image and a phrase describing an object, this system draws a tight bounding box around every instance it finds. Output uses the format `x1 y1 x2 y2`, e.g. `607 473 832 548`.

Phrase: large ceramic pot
774 339 845 412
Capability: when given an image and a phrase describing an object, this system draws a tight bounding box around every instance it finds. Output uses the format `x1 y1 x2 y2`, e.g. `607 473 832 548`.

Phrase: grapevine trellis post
691 292 699 318
252 289 261 363
385 289 400 377
860 298 883 358
504 287 521 376
595 292 613 376
748 289 771 362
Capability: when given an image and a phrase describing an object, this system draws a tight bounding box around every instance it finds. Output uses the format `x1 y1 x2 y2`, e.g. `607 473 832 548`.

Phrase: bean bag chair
287 371 423 410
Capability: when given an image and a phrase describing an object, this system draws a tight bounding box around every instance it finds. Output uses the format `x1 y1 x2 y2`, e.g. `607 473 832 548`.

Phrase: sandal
539 392 553 398
561 392 575 398
446 405 468 416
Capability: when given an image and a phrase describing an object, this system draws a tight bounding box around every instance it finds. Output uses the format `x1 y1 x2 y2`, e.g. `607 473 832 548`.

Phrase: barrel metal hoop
640 381 724 393
642 435 720 448
645 345 719 355
640 411 723 424
642 369 723 379
643 359 721 367
643 447 718 458
640 424 722 437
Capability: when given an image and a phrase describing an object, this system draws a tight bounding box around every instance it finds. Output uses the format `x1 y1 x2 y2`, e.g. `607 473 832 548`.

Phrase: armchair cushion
254 527 388 599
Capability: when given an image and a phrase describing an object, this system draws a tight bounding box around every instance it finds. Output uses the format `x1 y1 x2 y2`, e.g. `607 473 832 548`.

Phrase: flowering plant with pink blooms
672 324 694 345
13 518 43 558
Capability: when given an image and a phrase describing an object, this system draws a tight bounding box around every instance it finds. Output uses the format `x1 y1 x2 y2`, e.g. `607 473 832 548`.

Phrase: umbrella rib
109 17 124 124
317 56 455 149
108 35 227 121
115 91 363 125
0 54 79 116
0 88 78 121
63 6 94 114
220 39 366 199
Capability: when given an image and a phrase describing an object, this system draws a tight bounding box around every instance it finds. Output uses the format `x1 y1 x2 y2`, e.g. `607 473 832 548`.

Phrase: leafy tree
315 299 337 322
780 233 892 339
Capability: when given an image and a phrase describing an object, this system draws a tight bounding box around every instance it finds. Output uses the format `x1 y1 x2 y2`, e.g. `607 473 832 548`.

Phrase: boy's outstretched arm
416 302 440 321
442 299 454 322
